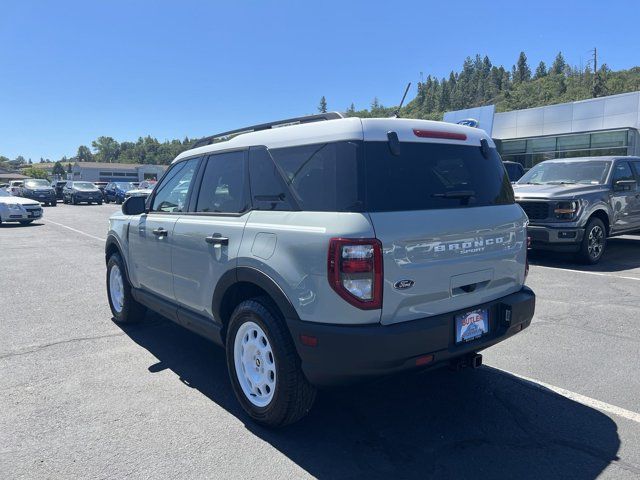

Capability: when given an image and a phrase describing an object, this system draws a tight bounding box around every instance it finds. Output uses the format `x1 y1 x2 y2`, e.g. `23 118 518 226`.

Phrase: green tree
551 52 566 75
91 136 120 163
52 161 66 176
346 103 356 116
318 96 327 113
515 52 531 83
534 61 547 79
22 167 49 179
76 145 93 162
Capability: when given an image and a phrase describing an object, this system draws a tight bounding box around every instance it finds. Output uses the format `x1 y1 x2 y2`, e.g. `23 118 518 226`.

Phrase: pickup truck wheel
578 218 606 264
226 298 316 427
106 253 146 323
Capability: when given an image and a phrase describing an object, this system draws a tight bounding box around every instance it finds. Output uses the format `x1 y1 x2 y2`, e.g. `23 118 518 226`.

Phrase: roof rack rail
191 111 344 148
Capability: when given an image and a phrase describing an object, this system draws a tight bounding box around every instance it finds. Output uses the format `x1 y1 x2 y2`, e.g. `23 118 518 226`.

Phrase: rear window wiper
431 190 475 199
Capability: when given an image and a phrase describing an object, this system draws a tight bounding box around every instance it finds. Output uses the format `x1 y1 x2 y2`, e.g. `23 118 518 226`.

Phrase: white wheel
109 264 124 314
233 321 276 407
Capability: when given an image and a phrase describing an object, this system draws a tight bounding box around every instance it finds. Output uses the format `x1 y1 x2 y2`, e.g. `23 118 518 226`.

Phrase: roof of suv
173 117 493 163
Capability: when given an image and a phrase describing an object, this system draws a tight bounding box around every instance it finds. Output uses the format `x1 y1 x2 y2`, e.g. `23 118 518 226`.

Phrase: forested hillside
2 51 639 170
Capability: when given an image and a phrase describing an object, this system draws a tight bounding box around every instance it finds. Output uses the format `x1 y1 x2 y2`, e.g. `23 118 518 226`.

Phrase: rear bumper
287 286 535 386
527 225 584 252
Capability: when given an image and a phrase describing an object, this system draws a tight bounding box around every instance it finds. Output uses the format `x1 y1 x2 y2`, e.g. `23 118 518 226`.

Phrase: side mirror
614 179 637 192
122 196 146 215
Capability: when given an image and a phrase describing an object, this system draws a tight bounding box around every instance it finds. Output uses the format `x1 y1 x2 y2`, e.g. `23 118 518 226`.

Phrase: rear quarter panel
239 210 380 325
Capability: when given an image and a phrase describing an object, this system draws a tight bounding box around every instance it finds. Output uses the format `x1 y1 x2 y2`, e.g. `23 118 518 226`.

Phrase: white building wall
492 91 640 140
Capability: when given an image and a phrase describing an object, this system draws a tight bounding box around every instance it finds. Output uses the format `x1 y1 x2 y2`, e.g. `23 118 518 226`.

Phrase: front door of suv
128 157 201 301
172 150 250 321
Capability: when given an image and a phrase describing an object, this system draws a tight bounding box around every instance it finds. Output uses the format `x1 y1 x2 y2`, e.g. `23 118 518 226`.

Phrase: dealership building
444 91 640 168
71 162 167 182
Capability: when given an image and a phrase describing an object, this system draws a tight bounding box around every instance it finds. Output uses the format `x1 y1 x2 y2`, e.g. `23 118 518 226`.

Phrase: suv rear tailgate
370 205 527 325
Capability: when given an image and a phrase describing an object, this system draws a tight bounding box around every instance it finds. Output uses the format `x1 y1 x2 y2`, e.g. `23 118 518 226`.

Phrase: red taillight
413 129 467 141
328 238 383 310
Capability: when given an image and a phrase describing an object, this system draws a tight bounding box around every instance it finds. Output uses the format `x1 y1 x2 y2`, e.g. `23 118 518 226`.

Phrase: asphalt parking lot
1 203 639 479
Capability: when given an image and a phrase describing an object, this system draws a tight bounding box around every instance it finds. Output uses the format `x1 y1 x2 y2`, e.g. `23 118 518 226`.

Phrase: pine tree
534 61 547 79
551 52 566 75
516 52 531 83
346 102 356 116
318 96 328 113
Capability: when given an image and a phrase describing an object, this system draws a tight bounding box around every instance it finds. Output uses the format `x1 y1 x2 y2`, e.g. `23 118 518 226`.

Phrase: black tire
51 200 57 207
72 195 78 205
226 297 316 427
577 217 607 264
106 253 146 323
116 197 123 205
98 200 103 205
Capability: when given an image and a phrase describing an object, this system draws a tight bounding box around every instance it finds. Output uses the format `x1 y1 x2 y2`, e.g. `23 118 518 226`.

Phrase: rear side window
248 147 294 211
364 142 514 212
195 151 249 214
269 142 362 212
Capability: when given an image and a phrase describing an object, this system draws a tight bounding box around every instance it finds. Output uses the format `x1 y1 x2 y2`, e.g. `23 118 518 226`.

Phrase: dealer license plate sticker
455 309 489 344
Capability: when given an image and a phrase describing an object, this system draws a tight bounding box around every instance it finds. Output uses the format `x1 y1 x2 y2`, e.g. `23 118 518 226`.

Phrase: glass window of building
591 130 627 149
557 134 590 151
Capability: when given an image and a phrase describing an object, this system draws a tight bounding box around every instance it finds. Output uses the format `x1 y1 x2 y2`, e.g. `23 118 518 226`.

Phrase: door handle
205 234 229 246
152 227 168 237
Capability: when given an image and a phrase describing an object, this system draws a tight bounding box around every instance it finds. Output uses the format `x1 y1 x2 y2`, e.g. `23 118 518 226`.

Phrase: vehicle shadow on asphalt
530 236 640 273
118 315 622 479
0 222 44 228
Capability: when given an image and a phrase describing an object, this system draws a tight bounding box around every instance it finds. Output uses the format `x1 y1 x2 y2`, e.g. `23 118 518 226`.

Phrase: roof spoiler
192 111 344 148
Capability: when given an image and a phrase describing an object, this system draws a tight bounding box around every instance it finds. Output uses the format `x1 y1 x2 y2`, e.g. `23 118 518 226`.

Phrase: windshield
504 163 524 181
517 161 611 185
25 179 50 188
74 182 97 189
115 182 136 191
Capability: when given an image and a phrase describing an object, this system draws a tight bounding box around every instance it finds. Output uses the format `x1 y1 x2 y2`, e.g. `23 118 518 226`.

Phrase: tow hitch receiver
449 353 483 371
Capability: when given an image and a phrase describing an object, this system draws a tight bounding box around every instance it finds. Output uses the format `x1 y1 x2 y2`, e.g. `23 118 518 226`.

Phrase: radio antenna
391 82 412 118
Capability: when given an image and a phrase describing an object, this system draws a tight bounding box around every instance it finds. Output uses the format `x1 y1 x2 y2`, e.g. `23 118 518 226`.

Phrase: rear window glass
363 142 514 212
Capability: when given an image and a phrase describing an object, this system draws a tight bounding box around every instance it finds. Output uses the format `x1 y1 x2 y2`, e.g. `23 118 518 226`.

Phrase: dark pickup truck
513 156 640 264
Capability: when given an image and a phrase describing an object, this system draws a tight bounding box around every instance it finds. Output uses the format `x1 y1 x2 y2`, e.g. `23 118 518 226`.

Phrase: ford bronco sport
105 113 535 426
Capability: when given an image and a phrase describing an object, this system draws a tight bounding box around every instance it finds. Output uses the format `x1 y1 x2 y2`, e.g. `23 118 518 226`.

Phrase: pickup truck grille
518 201 549 220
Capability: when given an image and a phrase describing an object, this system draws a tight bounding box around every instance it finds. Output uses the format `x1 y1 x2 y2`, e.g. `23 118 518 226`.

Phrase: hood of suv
513 183 608 199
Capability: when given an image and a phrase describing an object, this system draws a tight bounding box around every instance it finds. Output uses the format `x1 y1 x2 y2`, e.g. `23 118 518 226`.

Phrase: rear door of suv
171 150 250 322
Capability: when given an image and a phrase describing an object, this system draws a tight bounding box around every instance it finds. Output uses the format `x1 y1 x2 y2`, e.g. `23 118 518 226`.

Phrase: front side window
151 157 200 213
195 151 248 214
611 161 634 183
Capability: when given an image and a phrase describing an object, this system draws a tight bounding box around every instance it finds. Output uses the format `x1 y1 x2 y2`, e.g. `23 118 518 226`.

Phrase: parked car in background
106 113 535 426
104 182 136 204
51 180 67 199
514 156 640 264
8 180 24 195
0 183 8 189
503 161 525 182
124 180 157 201
19 178 57 206
94 182 108 200
62 181 103 205
0 189 42 224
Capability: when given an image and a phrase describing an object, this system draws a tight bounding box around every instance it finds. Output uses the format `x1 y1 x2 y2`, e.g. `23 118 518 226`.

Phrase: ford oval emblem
457 118 479 128
394 279 415 290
